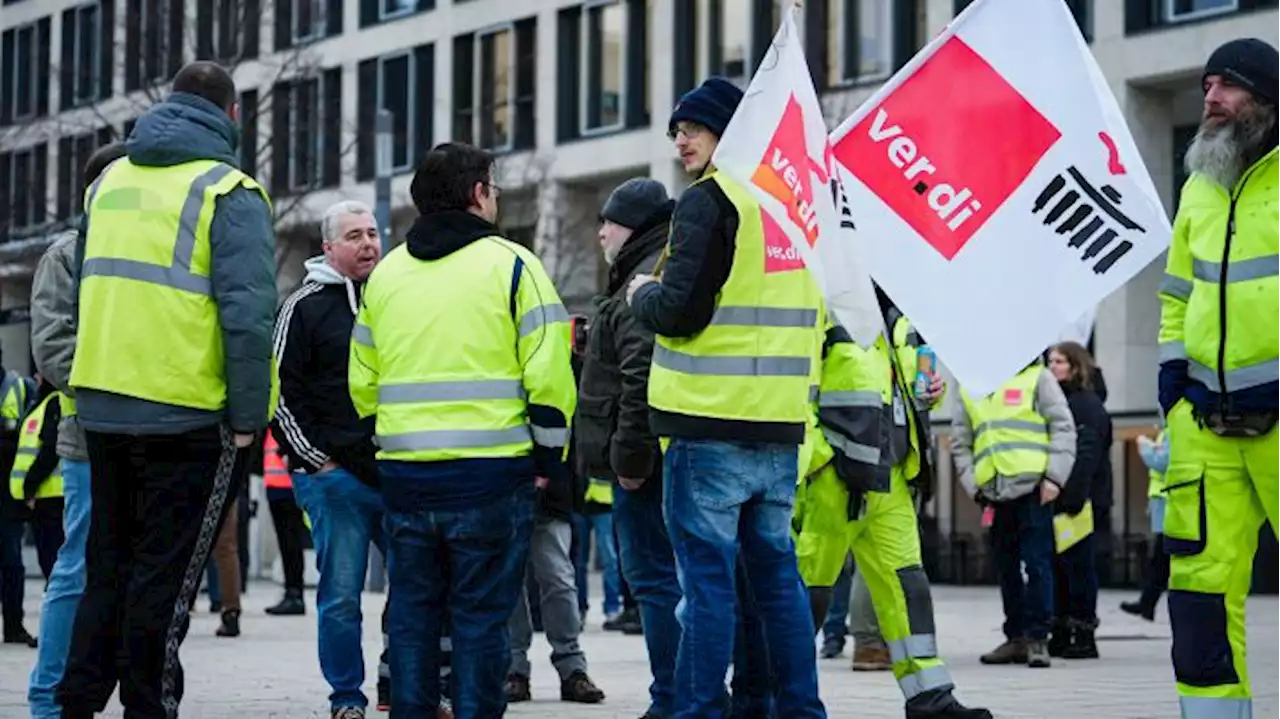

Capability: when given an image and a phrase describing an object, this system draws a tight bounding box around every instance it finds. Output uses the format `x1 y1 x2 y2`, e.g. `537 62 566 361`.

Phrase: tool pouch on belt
1205 410 1278 438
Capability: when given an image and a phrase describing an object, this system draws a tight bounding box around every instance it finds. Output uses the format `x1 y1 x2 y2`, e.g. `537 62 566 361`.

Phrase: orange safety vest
264 431 292 490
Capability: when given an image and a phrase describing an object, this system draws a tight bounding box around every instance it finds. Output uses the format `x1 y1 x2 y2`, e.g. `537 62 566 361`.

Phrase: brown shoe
980 639 1028 665
560 670 605 703
436 704 454 719
851 644 892 671
505 674 531 703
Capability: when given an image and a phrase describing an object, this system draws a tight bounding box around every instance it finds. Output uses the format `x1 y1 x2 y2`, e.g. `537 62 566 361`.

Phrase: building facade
2 0 1277 581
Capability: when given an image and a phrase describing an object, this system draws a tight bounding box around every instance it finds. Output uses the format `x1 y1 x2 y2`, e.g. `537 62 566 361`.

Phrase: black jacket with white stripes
271 257 379 487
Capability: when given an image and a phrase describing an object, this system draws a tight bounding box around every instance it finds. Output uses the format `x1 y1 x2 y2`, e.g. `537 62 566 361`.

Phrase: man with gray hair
272 201 416 719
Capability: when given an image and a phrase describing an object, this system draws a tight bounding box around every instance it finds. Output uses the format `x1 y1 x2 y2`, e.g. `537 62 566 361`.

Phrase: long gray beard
1185 104 1276 190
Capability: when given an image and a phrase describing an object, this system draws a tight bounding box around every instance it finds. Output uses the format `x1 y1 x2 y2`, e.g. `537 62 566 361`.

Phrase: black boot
216 609 241 637
265 589 306 616
905 688 994 719
1047 617 1072 658
3 623 37 648
1062 618 1099 659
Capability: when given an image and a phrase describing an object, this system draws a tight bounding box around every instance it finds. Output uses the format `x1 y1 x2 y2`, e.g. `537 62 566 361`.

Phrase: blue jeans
291 468 386 711
663 438 825 719
385 483 535 717
28 459 91 719
992 493 1056 641
614 477 681 717
822 559 853 648
576 511 622 616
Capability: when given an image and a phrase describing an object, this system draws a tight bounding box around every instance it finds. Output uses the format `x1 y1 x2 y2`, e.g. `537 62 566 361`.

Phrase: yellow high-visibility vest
961 367 1051 487
71 158 278 417
9 392 63 500
648 171 823 427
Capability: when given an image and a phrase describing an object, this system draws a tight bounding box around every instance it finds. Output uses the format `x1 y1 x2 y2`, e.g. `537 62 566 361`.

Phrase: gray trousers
850 563 884 649
508 517 587 680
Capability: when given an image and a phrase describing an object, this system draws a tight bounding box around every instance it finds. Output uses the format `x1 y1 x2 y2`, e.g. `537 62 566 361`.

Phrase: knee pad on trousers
1169 589 1239 687
897 565 937 642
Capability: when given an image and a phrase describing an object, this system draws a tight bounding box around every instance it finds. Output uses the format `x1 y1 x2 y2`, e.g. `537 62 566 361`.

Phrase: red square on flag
1003 388 1024 406
834 37 1061 260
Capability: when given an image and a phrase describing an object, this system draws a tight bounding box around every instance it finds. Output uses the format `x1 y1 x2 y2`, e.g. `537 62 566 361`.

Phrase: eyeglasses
667 124 707 141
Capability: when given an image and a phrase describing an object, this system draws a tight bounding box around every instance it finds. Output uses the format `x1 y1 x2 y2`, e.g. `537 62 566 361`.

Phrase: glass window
827 0 892 84
1164 0 1237 22
379 54 413 170
719 0 747 82
383 0 414 18
74 4 101 105
15 24 35 118
12 149 33 229
294 0 326 41
479 28 513 150
582 1 626 131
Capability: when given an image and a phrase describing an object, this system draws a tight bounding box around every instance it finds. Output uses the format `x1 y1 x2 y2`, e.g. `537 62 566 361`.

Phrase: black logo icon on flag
1031 167 1146 274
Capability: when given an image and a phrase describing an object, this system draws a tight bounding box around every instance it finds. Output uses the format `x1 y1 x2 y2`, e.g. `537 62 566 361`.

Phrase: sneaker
1120 599 1155 621
215 609 241 637
851 644 891 671
604 607 638 632
265 591 306 616
1027 639 1051 668
979 639 1027 665
820 637 845 659
505 673 532 703
376 676 391 711
2 625 37 648
332 708 365 719
560 670 605 703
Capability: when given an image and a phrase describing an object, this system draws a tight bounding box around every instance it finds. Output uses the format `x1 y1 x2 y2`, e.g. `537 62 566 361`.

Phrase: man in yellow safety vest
60 61 277 718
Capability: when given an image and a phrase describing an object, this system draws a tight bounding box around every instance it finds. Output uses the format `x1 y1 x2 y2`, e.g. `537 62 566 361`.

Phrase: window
827 0 893 85
270 69 342 194
454 20 535 152
1 144 50 234
359 0 432 28
126 0 184 89
294 0 327 42
1 18 52 124
711 0 748 84
357 45 434 180
478 27 515 150
56 128 115 220
61 2 113 109
240 90 259 177
197 0 260 62
1164 0 1237 21
582 2 626 133
557 2 647 143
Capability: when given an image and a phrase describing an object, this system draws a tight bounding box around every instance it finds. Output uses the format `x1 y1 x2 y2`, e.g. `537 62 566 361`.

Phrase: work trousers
795 464 956 712
57 426 246 719
1164 400 1278 719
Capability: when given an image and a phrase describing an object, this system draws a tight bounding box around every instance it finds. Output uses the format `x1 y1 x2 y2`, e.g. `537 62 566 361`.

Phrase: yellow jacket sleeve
1157 209 1193 363
512 250 577 468
348 301 380 420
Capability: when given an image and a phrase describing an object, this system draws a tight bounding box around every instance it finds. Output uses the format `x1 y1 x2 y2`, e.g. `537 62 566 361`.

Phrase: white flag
829 0 1171 396
711 2 882 347
1058 307 1097 347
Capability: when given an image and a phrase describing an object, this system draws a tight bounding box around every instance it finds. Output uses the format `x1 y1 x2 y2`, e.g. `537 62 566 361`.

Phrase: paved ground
0 578 1275 718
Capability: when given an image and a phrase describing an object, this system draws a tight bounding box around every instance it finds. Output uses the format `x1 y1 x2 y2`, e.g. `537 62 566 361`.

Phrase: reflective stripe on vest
647 172 822 425
71 158 274 412
9 393 63 501
960 367 1050 487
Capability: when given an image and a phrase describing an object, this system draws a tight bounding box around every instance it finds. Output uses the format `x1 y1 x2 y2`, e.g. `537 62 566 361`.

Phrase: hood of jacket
301 256 362 314
125 93 241 168
607 202 674 294
405 210 503 261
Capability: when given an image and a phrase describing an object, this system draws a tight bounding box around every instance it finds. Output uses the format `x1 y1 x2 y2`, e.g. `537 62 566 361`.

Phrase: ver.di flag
829 0 1172 397
710 1 882 347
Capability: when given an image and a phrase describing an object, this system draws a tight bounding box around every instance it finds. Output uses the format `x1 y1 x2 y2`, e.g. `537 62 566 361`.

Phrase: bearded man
1156 38 1277 719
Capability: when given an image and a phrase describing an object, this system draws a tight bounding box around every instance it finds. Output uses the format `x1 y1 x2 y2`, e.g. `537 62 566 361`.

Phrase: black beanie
1204 38 1278 105
668 77 744 138
601 178 671 229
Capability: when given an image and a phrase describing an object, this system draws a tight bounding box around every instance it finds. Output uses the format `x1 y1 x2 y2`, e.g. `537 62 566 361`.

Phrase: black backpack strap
509 255 525 323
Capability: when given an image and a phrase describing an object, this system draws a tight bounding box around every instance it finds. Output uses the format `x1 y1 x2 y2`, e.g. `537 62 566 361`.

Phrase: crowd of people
0 34 1273 719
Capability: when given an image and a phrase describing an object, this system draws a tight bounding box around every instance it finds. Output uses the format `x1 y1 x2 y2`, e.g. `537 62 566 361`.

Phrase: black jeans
58 425 246 718
1053 532 1098 622
0 505 24 629
268 496 307 593
33 497 67 580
